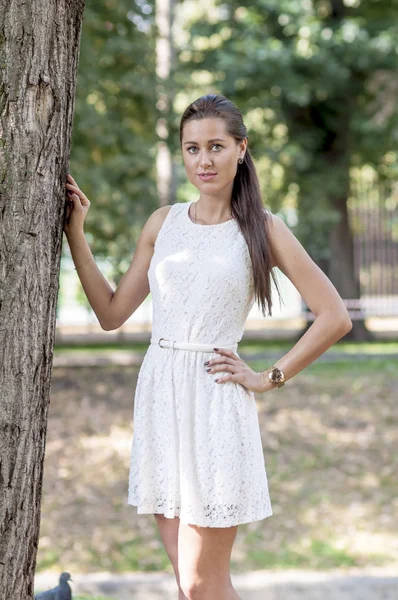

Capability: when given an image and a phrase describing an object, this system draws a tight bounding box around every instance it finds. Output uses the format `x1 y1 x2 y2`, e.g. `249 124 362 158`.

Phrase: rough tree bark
0 1 85 598
155 0 177 207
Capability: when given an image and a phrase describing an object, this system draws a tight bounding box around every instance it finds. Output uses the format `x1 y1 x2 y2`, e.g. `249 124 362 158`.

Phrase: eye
187 144 223 154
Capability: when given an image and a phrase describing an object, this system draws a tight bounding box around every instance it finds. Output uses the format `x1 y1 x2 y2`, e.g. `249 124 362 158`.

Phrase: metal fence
347 178 398 318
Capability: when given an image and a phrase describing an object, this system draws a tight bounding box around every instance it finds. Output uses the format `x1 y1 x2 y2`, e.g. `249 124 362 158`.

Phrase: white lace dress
127 201 273 527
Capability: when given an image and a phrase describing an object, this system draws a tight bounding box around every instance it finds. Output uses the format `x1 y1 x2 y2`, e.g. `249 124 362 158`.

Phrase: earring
238 156 244 164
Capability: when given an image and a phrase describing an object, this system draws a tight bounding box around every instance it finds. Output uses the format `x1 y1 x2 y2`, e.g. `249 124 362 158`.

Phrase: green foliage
69 0 159 282
65 1 398 274
174 0 398 258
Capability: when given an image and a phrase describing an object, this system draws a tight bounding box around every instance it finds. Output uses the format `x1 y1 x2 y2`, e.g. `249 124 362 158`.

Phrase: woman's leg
177 522 241 600
154 514 189 599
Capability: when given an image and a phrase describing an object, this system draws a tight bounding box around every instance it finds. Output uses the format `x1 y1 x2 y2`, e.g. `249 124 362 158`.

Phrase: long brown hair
179 93 282 317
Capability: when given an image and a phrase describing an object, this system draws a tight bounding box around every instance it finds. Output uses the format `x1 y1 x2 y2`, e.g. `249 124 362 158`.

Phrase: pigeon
34 572 73 600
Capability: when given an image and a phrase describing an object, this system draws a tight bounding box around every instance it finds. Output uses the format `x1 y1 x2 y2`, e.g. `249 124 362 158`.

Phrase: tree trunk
155 0 176 206
329 191 372 341
0 1 85 597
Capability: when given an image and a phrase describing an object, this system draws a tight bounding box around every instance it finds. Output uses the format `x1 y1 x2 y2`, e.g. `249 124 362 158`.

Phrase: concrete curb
35 567 398 599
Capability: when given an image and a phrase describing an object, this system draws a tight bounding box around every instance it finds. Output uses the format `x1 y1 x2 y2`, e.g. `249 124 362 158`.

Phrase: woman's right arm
64 173 171 331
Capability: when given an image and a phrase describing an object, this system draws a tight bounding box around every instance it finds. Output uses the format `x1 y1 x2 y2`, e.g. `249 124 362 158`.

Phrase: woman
64 94 352 600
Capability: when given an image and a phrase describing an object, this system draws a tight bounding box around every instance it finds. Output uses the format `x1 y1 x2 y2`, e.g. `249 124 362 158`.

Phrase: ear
239 137 248 155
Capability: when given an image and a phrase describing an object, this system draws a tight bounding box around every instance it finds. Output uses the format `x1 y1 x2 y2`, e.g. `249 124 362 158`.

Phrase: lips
198 172 217 180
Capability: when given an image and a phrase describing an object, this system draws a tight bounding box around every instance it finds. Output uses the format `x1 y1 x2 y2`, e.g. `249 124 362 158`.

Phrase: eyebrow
183 138 227 145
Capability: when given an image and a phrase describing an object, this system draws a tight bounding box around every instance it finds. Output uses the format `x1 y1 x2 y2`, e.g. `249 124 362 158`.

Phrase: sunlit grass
54 339 398 357
251 356 398 378
38 348 398 574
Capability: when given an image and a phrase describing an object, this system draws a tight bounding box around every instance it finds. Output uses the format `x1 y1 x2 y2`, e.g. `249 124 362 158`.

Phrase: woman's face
181 117 246 196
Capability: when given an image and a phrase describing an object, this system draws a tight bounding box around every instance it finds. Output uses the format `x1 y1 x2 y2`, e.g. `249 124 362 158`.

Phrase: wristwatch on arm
261 365 286 389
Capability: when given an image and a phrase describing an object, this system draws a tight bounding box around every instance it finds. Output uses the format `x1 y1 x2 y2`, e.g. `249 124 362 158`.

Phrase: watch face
269 368 284 383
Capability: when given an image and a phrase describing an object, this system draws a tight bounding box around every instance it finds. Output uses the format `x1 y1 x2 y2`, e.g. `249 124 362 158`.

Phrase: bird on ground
34 572 73 599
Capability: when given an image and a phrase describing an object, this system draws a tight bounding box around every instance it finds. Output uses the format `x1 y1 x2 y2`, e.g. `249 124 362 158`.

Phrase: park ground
34 340 398 598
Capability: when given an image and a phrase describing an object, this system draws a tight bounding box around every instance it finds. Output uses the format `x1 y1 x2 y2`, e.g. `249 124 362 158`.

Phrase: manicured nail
213 347 219 351
215 379 219 382
204 361 209 366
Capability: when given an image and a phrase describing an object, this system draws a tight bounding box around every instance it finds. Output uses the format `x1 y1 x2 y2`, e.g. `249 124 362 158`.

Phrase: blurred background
36 0 398 598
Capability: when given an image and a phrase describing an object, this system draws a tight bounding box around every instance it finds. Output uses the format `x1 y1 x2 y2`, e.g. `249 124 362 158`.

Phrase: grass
252 356 398 377
53 339 398 356
37 347 398 574
236 532 390 571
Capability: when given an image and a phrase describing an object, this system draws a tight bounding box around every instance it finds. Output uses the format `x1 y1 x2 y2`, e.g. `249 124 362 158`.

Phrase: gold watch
264 365 285 388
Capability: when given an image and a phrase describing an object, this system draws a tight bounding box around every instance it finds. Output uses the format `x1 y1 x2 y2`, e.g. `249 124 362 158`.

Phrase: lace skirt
127 342 273 527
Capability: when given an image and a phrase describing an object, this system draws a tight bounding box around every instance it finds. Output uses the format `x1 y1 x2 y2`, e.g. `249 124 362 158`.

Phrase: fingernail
213 347 219 351
206 368 211 372
204 361 209 366
215 379 219 382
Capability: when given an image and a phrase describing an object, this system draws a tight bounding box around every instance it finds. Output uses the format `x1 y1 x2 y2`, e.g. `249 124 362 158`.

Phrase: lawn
37 343 398 575
53 339 398 357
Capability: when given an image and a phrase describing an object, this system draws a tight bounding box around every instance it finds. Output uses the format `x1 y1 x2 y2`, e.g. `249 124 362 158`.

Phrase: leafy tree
174 0 398 339
69 0 159 283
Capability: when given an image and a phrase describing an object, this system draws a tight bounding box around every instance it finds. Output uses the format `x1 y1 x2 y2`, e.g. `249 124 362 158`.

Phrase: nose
198 151 213 168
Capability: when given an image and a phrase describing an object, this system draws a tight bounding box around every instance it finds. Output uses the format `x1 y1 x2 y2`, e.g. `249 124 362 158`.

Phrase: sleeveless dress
127 201 273 527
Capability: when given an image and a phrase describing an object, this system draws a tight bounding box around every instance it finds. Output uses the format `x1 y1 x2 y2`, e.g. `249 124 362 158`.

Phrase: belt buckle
158 337 167 349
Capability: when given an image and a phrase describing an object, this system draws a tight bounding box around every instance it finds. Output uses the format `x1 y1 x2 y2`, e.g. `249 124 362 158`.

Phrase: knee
179 578 206 600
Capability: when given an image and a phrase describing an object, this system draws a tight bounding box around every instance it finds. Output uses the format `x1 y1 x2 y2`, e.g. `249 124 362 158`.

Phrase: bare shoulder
262 209 287 270
264 210 308 272
103 204 174 330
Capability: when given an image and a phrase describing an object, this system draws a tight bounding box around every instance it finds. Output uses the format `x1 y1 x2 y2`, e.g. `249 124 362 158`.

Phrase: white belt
150 337 238 353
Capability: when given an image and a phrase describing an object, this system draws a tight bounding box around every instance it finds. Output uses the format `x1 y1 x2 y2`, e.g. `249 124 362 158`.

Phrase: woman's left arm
261 213 353 391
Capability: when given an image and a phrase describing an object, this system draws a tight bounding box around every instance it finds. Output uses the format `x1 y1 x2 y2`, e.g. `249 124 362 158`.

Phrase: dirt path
35 567 398 599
